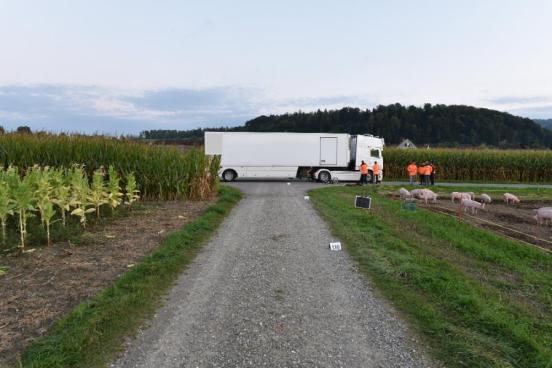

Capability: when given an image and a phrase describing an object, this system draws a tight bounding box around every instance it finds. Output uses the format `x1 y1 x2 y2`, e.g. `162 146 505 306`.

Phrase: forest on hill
140 104 552 148
535 119 552 131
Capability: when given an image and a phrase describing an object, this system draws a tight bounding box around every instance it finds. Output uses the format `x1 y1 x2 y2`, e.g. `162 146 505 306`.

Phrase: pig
480 193 492 204
503 193 520 204
461 198 485 214
534 207 552 226
399 188 411 199
410 189 424 199
419 189 438 204
451 192 472 203
466 192 475 200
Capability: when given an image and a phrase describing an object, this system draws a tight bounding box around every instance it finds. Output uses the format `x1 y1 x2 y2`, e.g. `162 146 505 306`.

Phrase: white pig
399 188 411 199
461 199 485 214
480 193 492 204
419 189 438 204
534 207 552 226
451 192 472 203
410 189 424 199
503 193 520 204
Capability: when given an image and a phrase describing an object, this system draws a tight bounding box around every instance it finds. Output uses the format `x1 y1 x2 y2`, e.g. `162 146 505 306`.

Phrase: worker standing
423 162 432 186
372 161 381 184
359 160 368 185
429 161 436 185
418 164 425 185
406 161 417 185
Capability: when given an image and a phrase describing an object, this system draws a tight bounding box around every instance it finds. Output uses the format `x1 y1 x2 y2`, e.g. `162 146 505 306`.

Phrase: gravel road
112 182 435 368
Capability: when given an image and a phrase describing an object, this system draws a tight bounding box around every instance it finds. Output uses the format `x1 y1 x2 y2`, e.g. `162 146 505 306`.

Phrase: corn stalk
12 175 35 249
106 166 123 212
50 168 71 226
69 165 94 228
88 167 108 218
125 173 140 205
0 181 14 245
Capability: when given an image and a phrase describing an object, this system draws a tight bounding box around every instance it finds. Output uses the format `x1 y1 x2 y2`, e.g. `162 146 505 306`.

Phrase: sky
0 0 551 134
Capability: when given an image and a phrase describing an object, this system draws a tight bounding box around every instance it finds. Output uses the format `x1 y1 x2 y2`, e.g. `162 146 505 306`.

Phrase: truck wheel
318 171 331 183
222 169 237 182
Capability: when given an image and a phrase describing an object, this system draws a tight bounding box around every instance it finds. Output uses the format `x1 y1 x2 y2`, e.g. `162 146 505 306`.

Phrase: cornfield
0 165 138 249
383 148 552 182
0 134 219 200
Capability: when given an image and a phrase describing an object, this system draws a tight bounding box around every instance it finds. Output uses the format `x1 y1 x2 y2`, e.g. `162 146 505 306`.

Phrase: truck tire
222 169 237 182
318 170 331 183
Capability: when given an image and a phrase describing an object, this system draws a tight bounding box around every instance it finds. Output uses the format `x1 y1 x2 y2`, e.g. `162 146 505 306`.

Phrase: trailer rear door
320 137 337 165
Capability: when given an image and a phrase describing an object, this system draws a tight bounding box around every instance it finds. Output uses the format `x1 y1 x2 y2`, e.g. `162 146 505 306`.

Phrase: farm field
0 133 219 200
382 185 552 251
0 134 226 366
0 199 212 364
384 147 552 183
310 185 552 367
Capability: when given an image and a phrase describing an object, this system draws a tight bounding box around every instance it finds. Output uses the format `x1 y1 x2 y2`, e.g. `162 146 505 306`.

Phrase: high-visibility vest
423 165 432 175
407 164 417 175
373 163 380 175
360 164 368 174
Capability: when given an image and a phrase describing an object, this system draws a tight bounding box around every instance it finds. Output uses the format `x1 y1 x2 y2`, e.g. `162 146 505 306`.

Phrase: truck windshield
370 149 380 158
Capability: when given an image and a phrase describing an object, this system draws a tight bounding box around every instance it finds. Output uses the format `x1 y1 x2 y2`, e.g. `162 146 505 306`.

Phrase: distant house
397 139 416 149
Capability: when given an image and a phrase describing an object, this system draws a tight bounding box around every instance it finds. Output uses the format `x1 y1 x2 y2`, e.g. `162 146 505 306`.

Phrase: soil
0 199 213 364
387 192 552 252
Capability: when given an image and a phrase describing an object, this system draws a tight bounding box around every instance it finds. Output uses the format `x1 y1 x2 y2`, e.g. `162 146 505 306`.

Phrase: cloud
487 95 550 105
484 95 552 119
507 104 552 119
0 84 380 134
0 84 261 134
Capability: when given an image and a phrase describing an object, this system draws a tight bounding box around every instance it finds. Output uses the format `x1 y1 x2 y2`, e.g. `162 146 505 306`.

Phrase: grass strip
17 186 241 368
309 186 552 368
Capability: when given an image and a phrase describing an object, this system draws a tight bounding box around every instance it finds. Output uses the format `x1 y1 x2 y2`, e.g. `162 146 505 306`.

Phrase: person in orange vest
359 160 368 185
423 162 432 186
372 161 381 184
418 164 425 185
406 161 417 185
429 161 436 185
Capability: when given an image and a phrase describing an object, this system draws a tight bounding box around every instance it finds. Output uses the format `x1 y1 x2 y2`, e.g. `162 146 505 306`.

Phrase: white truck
204 132 384 183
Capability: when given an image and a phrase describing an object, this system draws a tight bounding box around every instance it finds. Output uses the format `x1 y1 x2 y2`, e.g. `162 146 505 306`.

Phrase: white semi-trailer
204 132 384 183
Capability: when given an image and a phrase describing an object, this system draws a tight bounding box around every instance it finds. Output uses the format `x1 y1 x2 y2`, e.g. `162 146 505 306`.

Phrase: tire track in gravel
112 182 436 368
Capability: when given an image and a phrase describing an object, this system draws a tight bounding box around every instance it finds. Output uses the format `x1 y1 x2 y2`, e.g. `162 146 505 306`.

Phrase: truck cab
314 134 384 183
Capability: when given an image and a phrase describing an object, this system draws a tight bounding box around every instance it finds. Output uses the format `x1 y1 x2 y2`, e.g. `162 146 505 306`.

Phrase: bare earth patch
0 199 213 364
387 192 552 252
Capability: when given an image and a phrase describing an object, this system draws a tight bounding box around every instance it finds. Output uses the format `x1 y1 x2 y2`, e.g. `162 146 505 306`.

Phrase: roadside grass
309 186 552 368
17 186 241 368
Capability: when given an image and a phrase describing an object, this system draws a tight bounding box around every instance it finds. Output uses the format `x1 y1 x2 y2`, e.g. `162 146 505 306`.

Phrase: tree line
142 104 552 148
